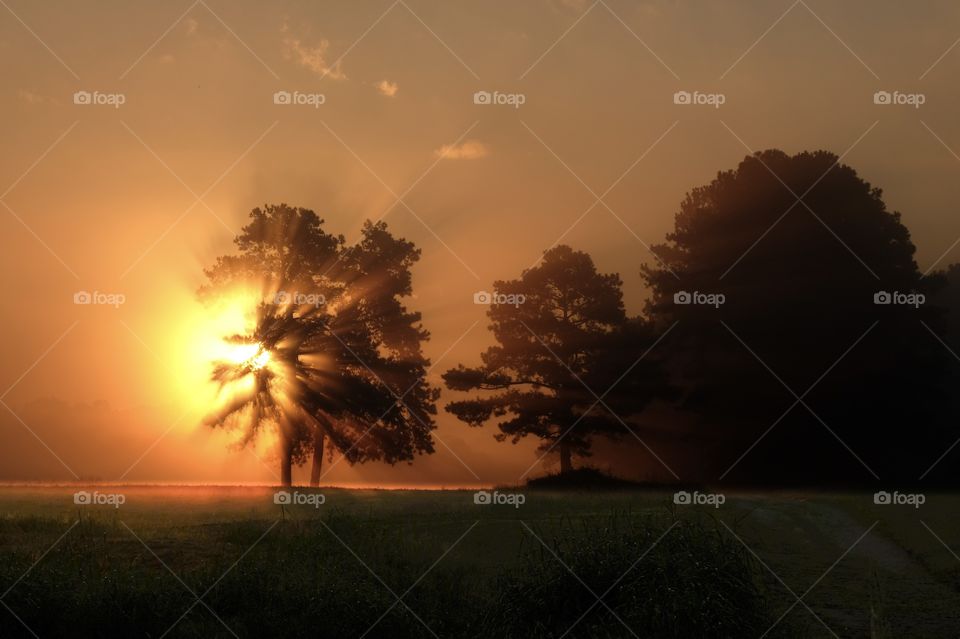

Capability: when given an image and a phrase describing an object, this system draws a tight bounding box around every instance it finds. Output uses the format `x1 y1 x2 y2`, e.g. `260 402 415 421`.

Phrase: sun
226 343 272 371
250 348 271 370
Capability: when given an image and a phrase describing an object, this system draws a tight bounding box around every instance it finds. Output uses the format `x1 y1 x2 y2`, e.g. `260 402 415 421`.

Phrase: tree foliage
642 150 951 482
444 246 672 473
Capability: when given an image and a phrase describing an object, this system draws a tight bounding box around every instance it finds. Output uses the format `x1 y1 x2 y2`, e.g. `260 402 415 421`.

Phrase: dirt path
729 495 960 637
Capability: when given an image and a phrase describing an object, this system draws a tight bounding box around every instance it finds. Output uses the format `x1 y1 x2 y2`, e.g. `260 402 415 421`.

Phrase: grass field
0 486 958 638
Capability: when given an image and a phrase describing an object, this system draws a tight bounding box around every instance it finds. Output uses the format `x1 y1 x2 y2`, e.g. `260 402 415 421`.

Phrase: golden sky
3 0 960 485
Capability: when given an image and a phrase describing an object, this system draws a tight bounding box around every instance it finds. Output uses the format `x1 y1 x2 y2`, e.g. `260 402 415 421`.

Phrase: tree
928 263 960 481
443 246 672 474
202 204 437 486
642 150 951 483
933 264 960 346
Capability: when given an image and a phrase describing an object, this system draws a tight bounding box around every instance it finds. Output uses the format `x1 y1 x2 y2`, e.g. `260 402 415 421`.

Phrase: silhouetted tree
934 264 960 346
928 262 960 479
444 246 672 474
202 204 437 486
643 150 951 483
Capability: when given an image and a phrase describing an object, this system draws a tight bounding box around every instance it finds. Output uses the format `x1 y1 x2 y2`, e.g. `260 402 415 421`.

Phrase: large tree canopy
643 150 952 483
202 203 437 485
444 245 672 474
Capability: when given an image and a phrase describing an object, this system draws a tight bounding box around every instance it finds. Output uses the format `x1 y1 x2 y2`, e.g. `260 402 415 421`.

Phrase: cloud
435 139 490 160
17 89 48 105
183 16 200 36
283 34 346 80
376 80 398 97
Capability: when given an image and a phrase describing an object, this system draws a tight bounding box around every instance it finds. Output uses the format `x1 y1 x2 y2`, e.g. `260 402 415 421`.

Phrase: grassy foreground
0 487 958 637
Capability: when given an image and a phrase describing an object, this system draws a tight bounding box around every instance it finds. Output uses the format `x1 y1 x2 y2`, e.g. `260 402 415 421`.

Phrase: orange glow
161 287 264 427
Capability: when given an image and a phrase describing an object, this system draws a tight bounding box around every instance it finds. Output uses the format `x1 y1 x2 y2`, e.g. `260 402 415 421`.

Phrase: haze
3 0 960 485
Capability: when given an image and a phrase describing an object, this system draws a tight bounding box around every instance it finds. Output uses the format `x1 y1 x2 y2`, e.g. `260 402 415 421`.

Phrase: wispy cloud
376 80 398 97
435 139 490 160
282 32 346 80
183 16 200 36
17 89 49 105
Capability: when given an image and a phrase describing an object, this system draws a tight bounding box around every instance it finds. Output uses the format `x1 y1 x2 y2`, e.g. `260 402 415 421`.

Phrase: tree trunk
279 428 293 487
559 440 573 475
280 454 292 487
310 428 325 487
